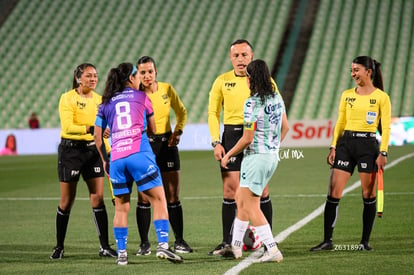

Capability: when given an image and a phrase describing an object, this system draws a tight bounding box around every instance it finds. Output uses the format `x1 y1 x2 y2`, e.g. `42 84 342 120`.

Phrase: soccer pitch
0 145 413 274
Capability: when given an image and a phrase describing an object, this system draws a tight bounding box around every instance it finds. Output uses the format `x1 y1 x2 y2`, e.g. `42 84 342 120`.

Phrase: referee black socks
324 196 340 242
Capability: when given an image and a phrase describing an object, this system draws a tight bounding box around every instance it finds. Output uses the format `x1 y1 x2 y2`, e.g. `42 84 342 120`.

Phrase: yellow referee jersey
146 82 187 135
208 70 280 142
331 88 391 152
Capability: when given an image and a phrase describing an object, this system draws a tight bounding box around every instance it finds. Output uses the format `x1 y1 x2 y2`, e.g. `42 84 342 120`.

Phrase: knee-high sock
55 206 70 248
231 218 249 248
222 199 236 244
362 197 376 243
168 201 184 242
260 196 273 229
154 219 169 249
255 224 278 251
113 227 128 252
136 202 151 244
93 205 110 248
324 196 340 242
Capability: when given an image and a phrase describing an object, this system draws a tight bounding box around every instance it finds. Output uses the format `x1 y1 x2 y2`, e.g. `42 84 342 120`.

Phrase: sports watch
211 141 221 148
380 151 388 157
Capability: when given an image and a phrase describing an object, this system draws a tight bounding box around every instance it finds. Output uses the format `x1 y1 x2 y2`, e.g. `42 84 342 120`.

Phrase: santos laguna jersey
95 88 154 161
331 88 391 152
208 70 280 142
243 93 285 155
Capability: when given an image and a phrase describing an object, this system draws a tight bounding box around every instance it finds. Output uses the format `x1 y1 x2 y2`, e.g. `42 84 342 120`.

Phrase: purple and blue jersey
95 88 154 161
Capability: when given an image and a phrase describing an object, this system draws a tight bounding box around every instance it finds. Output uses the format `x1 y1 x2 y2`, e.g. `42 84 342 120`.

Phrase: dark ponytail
102 63 135 104
352 56 383 90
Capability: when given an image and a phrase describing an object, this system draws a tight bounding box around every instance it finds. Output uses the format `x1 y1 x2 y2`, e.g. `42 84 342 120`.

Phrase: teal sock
113 227 128 252
154 219 169 244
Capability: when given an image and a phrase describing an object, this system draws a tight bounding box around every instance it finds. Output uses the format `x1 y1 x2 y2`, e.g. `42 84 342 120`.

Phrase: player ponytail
246 59 274 105
102 63 136 104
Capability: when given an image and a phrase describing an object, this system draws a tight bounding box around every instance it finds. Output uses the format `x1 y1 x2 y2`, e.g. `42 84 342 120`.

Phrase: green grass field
1 145 413 274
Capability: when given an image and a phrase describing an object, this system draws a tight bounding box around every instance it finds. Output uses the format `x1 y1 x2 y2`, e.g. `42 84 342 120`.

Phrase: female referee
50 63 116 259
310 56 391 252
134 56 192 255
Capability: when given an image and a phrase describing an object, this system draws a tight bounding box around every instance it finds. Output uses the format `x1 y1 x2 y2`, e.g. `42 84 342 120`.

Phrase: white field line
224 152 414 275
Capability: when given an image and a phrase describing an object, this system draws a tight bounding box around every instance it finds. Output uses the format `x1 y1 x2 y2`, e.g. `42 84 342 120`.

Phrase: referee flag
377 169 384 217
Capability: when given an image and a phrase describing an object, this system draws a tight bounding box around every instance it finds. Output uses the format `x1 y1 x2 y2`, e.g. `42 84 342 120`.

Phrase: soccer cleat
208 242 227 256
359 242 372 251
156 245 184 263
116 250 128 265
136 242 151 256
50 246 64 259
173 240 193 253
255 247 283 263
99 246 118 258
222 245 242 259
310 240 334 252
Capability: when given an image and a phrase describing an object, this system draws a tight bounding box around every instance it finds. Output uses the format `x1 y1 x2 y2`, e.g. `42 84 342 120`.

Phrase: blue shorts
240 154 279 196
109 152 163 196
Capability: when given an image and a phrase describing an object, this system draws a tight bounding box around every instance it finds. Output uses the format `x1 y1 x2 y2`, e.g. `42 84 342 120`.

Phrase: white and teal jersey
243 93 285 155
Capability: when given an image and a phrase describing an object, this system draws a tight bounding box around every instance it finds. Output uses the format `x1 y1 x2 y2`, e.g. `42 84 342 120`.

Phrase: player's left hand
103 128 111 139
221 154 230 169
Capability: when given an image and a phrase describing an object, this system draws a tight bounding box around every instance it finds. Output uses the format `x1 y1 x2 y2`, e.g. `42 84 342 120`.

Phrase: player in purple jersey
94 63 183 265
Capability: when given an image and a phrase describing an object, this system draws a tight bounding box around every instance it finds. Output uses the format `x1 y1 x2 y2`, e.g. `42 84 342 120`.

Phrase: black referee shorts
57 139 104 182
149 132 180 172
220 125 244 172
333 131 379 175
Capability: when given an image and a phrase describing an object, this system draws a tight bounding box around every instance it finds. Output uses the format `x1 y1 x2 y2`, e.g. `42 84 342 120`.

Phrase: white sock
255 224 278 251
232 218 249 248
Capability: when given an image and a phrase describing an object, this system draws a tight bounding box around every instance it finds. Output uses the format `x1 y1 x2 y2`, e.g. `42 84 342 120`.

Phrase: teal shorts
240 154 279 196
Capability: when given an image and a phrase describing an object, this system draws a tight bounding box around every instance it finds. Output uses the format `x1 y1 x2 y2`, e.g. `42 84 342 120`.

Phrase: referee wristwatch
380 151 388 157
211 141 221 148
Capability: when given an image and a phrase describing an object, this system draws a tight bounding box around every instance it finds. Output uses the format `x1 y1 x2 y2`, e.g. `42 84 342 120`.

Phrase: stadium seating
0 0 291 128
0 0 412 129
290 0 414 120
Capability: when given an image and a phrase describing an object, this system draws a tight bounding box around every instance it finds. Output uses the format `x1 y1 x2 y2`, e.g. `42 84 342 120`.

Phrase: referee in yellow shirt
311 56 391 252
50 63 116 259
135 56 192 255
207 39 280 255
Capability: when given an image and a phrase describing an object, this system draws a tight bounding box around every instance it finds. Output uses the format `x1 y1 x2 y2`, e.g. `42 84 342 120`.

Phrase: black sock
55 206 70 249
222 198 236 244
168 201 184 242
324 196 340 242
136 202 151 244
93 205 110 248
361 197 376 243
260 196 273 229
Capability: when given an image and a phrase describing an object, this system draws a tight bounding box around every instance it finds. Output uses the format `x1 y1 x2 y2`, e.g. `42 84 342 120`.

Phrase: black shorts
221 125 244 172
149 132 180 172
333 131 379 175
57 138 104 182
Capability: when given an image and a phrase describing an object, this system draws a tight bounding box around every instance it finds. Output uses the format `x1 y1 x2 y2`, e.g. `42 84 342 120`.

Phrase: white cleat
255 247 283 263
116 250 128 265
